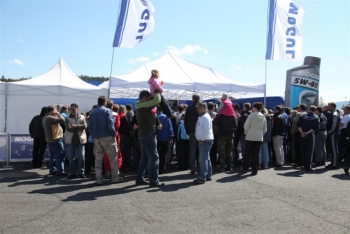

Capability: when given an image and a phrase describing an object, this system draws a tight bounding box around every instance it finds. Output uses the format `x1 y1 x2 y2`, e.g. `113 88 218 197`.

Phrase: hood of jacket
251 111 265 120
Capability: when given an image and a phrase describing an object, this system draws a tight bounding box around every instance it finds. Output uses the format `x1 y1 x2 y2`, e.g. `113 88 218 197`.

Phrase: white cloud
18 39 24 43
127 57 150 64
166 45 209 57
5 58 24 66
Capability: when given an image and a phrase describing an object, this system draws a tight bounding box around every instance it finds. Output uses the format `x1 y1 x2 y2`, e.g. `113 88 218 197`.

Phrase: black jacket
184 102 199 134
213 114 237 137
297 112 320 132
272 112 285 136
29 115 46 139
118 115 130 137
237 110 252 136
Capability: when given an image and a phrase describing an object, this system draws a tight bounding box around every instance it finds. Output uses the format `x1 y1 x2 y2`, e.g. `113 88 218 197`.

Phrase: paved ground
0 163 349 234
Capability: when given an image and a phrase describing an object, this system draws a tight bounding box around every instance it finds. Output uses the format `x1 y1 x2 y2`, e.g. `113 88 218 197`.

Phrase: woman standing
242 102 267 175
118 105 131 172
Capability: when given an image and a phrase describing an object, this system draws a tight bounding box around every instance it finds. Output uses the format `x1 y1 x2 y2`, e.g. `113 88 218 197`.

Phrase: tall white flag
113 0 155 48
266 0 305 61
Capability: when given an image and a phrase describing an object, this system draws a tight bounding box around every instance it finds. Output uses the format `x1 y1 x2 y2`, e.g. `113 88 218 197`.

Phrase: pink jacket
148 77 163 96
220 99 236 118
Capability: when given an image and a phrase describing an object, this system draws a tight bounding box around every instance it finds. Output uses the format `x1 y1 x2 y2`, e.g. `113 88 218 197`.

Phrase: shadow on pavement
216 173 250 183
331 174 350 181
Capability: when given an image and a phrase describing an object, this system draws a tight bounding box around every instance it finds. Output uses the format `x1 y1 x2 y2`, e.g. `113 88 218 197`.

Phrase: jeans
240 135 246 158
47 139 65 174
68 144 85 175
259 142 269 167
197 141 213 181
136 135 160 184
189 133 198 173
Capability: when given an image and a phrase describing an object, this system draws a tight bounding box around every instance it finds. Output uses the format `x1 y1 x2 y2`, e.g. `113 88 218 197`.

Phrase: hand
53 109 59 116
160 80 164 85
71 124 76 128
301 132 306 137
157 124 162 130
133 124 138 130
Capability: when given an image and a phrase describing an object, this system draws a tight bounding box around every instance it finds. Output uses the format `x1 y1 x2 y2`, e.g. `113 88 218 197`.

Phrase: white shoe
112 176 123 183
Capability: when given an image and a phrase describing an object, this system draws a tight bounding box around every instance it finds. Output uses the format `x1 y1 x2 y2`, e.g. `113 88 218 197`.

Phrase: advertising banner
10 134 69 161
285 56 321 108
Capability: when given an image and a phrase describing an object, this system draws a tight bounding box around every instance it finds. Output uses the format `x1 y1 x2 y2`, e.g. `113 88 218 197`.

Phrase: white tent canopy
7 58 108 134
0 81 6 132
108 53 265 100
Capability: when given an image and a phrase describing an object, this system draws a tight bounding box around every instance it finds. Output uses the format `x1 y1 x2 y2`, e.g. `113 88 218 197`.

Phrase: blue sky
1 0 349 103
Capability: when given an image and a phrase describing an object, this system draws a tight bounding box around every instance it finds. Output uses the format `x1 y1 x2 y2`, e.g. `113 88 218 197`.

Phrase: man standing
325 102 341 169
29 107 47 168
193 102 214 184
314 107 327 166
272 106 285 166
213 108 237 172
65 103 87 179
208 102 218 166
88 96 123 185
338 105 350 164
135 90 164 187
184 94 200 175
156 105 174 174
297 106 320 172
291 103 307 167
236 103 252 162
42 105 67 176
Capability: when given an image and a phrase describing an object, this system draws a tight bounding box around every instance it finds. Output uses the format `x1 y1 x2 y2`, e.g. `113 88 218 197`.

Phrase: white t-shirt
340 114 350 131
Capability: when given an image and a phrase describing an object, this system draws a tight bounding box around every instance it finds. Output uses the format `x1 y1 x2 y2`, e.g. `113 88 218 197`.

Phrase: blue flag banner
113 0 155 48
266 0 305 61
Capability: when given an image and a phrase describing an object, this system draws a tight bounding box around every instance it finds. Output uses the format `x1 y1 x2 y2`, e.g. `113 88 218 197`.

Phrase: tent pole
108 47 115 99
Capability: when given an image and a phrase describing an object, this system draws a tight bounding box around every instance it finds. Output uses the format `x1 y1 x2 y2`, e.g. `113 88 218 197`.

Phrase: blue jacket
297 112 320 132
88 105 116 139
156 112 174 141
177 121 189 140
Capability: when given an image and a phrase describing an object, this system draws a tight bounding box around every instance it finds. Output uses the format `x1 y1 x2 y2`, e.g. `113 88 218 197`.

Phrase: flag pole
264 0 271 107
108 47 115 99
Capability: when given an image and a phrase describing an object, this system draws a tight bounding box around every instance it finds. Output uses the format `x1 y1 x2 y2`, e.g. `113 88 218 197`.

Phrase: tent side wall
0 83 6 132
7 84 108 134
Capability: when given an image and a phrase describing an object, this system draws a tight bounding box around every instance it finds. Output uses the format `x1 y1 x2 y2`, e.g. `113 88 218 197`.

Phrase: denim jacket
88 105 116 139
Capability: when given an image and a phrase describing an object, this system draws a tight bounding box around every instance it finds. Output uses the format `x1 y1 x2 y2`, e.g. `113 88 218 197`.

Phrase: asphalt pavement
0 163 349 234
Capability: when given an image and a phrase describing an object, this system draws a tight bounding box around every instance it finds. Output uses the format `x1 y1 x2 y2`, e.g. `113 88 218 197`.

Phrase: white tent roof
108 53 265 100
7 58 108 134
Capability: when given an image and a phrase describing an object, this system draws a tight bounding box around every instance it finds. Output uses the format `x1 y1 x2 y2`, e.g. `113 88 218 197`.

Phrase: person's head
285 107 291 115
112 104 119 113
322 105 328 112
150 69 159 78
156 105 162 113
177 105 184 113
268 109 273 115
106 100 114 109
92 104 97 110
298 103 307 112
309 105 316 113
196 102 207 114
261 108 268 114
98 96 107 106
252 102 263 113
192 94 200 103
280 105 285 113
61 105 68 113
207 102 215 111
343 105 350 115
234 103 240 112
316 106 323 115
70 103 79 116
119 105 126 114
126 104 133 112
328 102 336 112
243 102 251 111
274 105 282 114
139 90 152 102
46 105 56 115
221 93 228 100
40 107 47 116
290 110 297 119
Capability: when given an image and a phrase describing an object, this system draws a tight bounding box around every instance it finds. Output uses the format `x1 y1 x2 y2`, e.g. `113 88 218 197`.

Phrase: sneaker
149 182 165 187
112 176 124 183
105 171 112 179
343 166 349 175
251 172 257 176
77 174 86 178
193 179 205 184
135 180 150 186
206 178 212 181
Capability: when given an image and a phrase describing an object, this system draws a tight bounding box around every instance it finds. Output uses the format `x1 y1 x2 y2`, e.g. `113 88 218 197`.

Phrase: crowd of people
28 70 350 186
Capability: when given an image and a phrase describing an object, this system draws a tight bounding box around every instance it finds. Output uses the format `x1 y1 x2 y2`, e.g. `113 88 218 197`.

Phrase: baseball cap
70 103 79 109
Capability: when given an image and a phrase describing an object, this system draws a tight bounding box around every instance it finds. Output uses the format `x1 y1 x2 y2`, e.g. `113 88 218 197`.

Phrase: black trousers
294 132 303 165
157 141 169 173
210 134 218 166
301 133 315 170
338 132 347 163
342 140 350 167
233 135 240 166
85 141 95 174
132 138 141 171
243 140 262 173
177 139 190 170
159 94 173 118
327 133 339 167
32 137 47 167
